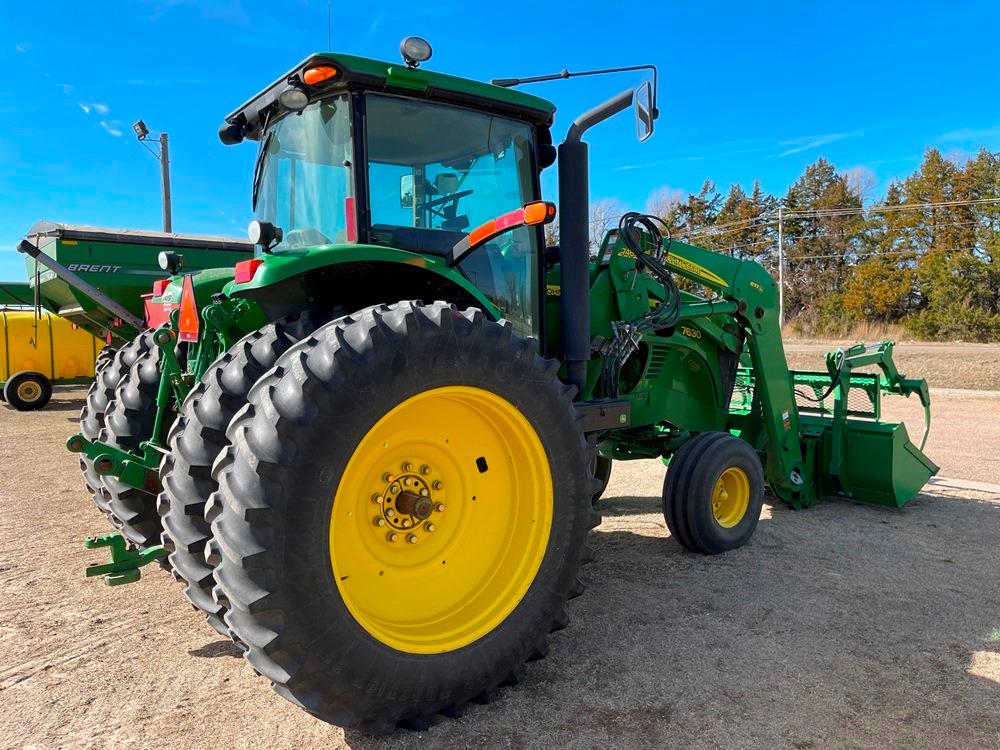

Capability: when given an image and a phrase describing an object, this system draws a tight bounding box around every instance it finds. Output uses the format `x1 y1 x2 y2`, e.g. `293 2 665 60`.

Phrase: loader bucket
834 418 939 508
767 342 939 509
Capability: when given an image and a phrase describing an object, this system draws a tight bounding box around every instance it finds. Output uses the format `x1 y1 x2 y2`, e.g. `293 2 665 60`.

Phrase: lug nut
383 473 395 483
391 483 400 494
434 502 445 512
432 481 443 491
420 465 432 475
424 523 436 533
386 532 399 543
420 488 429 497
402 518 412 528
386 508 395 517
373 517 385 527
406 534 418 544
401 462 412 472
372 494 383 504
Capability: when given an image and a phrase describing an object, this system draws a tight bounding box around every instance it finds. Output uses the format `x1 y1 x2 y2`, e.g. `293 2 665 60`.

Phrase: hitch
66 434 163 495
84 532 166 586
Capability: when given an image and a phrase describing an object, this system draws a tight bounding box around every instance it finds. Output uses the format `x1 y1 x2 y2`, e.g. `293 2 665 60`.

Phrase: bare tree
589 198 625 255
841 166 877 202
644 184 685 221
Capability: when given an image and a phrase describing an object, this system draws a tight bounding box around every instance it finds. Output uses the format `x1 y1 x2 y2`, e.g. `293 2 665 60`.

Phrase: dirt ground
784 341 1000 392
1 387 999 750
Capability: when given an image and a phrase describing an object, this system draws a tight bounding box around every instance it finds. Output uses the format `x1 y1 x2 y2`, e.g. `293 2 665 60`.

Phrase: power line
682 217 989 256
675 197 1000 238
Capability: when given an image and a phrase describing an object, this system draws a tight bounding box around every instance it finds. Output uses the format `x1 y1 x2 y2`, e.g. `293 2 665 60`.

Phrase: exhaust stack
557 88 635 396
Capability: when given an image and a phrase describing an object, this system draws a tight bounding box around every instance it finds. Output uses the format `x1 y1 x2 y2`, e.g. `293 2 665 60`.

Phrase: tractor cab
221 45 557 337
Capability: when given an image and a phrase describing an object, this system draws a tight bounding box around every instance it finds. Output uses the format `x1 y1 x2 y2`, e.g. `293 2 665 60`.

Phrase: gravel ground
1 387 999 750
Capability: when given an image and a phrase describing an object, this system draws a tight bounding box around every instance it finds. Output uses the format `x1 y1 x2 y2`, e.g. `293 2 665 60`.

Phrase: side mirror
400 174 414 208
635 81 655 142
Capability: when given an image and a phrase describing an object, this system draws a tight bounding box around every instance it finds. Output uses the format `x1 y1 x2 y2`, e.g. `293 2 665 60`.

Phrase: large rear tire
212 301 599 733
100 331 167 547
159 313 322 636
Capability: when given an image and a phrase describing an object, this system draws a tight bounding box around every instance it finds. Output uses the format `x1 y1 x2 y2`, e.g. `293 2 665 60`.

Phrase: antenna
327 0 331 49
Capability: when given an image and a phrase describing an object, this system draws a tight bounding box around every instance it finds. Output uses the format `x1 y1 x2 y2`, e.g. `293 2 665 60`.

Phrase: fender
223 243 503 321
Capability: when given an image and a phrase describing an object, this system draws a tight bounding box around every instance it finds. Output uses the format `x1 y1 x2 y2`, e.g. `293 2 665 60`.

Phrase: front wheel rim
330 386 553 654
712 466 750 528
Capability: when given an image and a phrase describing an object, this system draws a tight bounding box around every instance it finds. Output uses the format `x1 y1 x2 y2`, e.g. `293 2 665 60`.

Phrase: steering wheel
415 189 474 211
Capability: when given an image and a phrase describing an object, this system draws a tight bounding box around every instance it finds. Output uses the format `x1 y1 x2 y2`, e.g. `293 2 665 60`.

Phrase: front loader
70 38 937 733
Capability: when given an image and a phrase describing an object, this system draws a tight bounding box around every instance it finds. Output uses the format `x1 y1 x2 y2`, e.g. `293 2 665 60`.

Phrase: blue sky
2 1 999 280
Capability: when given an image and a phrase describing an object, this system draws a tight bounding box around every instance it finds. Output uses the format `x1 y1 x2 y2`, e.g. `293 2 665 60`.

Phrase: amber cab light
234 258 263 284
303 65 338 85
524 201 556 225
178 274 200 343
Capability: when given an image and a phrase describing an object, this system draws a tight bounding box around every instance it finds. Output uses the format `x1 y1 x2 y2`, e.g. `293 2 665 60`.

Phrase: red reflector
234 258 263 284
178 275 200 343
494 208 526 233
345 196 357 242
152 278 169 296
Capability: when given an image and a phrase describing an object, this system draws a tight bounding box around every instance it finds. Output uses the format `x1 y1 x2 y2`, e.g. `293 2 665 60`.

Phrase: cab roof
225 52 557 140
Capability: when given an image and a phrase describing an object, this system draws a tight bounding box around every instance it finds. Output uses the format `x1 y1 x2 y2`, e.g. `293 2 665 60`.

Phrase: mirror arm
492 64 658 120
566 88 635 143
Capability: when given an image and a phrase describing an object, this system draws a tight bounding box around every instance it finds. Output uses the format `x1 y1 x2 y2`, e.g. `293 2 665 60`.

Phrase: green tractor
67 39 937 733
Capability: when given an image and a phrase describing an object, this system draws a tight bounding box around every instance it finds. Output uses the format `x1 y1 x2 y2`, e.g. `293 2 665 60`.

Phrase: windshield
365 94 541 337
255 95 355 251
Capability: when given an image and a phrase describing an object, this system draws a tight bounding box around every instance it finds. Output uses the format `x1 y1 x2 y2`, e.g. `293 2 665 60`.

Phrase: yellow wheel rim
330 386 553 654
711 467 750 528
16 381 41 403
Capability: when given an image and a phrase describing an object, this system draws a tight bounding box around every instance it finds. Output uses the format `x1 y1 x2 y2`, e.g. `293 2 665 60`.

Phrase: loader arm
658 240 811 505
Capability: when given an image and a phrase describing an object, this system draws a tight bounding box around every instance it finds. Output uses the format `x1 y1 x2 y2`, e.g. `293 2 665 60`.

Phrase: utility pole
132 120 173 233
777 205 784 327
159 133 172 233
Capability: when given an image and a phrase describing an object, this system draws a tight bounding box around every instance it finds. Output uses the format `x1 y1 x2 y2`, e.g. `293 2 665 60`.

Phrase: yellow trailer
1 308 102 410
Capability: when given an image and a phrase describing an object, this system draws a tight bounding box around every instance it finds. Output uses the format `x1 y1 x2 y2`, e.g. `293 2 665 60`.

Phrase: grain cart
67 39 937 733
18 222 254 344
14 224 255 534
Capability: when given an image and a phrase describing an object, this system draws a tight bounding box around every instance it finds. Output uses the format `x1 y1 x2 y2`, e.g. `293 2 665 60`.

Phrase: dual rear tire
162 301 598 732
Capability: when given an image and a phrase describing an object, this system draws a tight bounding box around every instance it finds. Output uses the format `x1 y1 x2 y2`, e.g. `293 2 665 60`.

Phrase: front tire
662 432 764 554
212 301 597 732
592 456 613 504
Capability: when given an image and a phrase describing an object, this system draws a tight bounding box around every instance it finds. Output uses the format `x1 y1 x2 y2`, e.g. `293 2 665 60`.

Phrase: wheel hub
16 381 40 402
373 466 443 542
